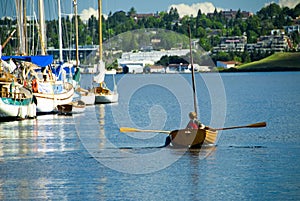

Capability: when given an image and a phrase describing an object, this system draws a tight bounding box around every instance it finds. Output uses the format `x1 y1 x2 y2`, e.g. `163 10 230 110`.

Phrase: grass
237 52 300 71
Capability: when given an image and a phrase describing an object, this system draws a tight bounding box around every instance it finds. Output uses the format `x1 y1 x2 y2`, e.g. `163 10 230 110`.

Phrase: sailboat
65 0 95 105
0 18 36 120
93 61 118 103
31 0 74 113
166 26 218 148
56 0 87 114
119 27 267 148
93 0 118 104
119 26 217 148
0 67 36 120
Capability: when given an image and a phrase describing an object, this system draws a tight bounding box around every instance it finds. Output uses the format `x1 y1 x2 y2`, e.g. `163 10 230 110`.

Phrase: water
0 72 300 200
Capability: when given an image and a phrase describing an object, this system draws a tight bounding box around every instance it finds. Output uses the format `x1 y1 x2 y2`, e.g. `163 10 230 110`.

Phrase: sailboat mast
58 0 63 62
188 24 198 116
73 0 79 67
15 0 25 55
38 0 46 55
98 0 103 61
23 0 28 55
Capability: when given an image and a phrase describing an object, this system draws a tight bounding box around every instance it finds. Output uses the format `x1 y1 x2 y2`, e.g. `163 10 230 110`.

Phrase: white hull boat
33 81 74 113
0 82 36 120
95 91 118 103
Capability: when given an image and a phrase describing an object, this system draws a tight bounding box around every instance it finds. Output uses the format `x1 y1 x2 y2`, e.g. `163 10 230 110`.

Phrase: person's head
189 111 197 120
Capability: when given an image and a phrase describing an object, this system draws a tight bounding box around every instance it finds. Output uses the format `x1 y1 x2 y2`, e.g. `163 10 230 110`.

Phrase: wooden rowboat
169 128 218 148
57 100 86 115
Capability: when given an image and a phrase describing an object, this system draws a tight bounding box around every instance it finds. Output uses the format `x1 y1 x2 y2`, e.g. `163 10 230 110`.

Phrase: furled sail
93 60 106 83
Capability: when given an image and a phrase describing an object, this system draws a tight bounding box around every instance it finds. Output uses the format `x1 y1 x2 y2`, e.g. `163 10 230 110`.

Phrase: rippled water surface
0 72 299 200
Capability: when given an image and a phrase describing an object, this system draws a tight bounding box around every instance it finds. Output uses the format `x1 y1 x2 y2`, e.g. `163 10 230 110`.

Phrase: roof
125 64 143 68
148 65 164 69
218 61 238 65
168 63 189 67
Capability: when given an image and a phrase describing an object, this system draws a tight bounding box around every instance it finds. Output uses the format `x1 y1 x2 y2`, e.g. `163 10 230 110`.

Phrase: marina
0 0 300 200
0 72 299 200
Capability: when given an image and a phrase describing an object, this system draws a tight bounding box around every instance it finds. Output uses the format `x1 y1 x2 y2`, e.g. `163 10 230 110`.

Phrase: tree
127 7 137 16
232 25 242 36
236 9 242 19
241 51 251 63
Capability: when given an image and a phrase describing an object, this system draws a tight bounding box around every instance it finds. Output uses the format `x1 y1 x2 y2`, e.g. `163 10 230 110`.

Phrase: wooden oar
214 122 266 131
120 122 266 134
119 127 170 134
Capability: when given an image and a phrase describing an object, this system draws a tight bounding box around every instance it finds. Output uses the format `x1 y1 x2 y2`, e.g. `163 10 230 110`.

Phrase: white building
216 61 237 68
122 64 144 74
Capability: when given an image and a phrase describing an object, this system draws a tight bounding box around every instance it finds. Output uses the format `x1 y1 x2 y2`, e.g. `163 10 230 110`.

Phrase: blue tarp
1 55 53 67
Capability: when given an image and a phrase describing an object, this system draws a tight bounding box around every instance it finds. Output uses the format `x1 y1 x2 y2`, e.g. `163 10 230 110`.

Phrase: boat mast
58 0 63 63
98 0 103 61
38 0 46 55
23 0 28 55
73 0 79 68
15 0 26 55
188 24 198 116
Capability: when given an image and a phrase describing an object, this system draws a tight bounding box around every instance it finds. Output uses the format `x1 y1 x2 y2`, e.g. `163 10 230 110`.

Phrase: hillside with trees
0 2 300 65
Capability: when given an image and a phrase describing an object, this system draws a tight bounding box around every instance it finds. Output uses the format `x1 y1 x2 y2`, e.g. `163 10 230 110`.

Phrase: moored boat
80 91 96 105
32 81 74 113
92 0 118 104
57 100 85 115
94 82 118 103
76 87 95 105
0 81 36 120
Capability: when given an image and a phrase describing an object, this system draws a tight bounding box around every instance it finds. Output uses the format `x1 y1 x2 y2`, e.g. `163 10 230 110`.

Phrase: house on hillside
145 65 165 73
122 64 144 74
216 61 239 68
212 35 247 53
166 64 191 73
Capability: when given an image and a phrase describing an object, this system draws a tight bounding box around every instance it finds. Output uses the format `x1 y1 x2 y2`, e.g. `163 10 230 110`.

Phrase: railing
1 90 26 100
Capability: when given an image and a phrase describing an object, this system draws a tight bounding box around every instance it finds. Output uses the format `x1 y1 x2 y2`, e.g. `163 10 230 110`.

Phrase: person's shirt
186 119 205 129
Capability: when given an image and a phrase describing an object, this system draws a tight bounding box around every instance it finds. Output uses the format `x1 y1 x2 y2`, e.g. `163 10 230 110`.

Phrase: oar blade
119 127 140 133
247 122 267 128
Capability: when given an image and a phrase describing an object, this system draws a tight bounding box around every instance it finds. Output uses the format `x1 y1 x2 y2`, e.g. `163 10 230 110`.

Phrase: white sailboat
93 60 118 103
0 70 36 120
93 0 118 104
32 0 74 113
55 0 87 114
68 0 95 105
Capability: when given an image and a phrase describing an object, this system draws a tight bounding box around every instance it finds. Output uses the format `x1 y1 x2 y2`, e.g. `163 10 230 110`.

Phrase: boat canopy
1 55 53 67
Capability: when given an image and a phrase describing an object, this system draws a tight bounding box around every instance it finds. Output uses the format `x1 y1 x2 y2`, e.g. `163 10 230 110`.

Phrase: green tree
127 7 137 16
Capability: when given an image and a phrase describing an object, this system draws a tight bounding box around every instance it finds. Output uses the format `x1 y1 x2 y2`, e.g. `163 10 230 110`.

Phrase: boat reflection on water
0 114 81 200
188 145 217 159
98 104 106 149
0 119 39 161
0 114 79 160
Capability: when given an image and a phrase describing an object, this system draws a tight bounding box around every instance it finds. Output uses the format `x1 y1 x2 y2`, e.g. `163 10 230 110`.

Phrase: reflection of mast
99 105 106 148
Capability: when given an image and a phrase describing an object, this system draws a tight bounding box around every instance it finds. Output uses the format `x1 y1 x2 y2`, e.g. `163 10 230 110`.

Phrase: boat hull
0 98 36 119
169 128 218 148
0 83 36 120
80 92 95 105
33 82 74 113
57 100 86 115
95 93 118 103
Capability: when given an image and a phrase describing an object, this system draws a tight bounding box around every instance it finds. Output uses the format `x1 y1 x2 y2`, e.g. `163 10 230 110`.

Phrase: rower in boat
186 111 205 129
164 111 209 147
